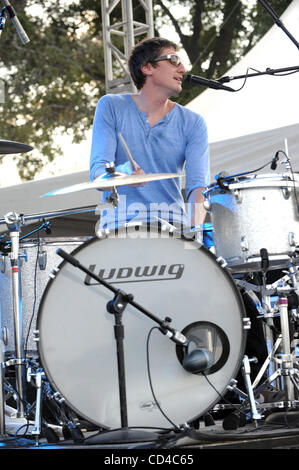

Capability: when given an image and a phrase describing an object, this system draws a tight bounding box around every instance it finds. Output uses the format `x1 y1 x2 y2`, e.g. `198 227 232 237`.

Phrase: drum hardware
216 256 228 268
289 232 297 248
236 273 299 407
227 378 248 400
37 240 47 271
0 253 5 273
233 189 242 203
241 356 262 424
26 367 45 443
0 206 100 228
0 338 5 436
212 355 263 427
3 212 26 418
241 236 249 252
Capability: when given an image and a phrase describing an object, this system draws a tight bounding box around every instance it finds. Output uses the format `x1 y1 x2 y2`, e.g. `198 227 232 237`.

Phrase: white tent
187 0 299 179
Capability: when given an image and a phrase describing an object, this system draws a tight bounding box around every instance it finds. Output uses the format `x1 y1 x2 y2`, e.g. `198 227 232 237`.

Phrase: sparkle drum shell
0 237 89 355
37 224 246 429
204 173 299 272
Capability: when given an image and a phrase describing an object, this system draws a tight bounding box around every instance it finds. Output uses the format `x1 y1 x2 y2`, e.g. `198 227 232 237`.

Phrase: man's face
147 47 186 96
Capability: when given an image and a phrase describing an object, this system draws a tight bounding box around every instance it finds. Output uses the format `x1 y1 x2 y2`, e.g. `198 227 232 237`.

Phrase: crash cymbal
0 140 33 154
42 172 181 197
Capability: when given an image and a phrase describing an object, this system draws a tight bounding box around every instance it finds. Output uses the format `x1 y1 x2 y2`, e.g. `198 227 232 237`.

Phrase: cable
24 232 40 356
201 371 248 419
275 149 299 209
146 327 181 431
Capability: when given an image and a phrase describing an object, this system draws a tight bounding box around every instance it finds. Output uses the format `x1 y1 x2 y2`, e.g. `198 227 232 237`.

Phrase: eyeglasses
152 54 182 67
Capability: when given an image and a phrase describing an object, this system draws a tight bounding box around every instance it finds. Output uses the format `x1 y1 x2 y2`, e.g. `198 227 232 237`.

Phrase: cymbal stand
3 211 26 418
0 337 5 435
236 267 299 406
0 4 8 39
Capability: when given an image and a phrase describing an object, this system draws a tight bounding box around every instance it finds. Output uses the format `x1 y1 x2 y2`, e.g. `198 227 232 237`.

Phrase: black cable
146 327 181 431
24 232 40 356
275 149 299 208
201 371 248 419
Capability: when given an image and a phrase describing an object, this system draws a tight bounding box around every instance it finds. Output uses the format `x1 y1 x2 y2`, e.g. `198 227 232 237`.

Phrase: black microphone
2 0 30 44
159 323 189 346
183 348 214 373
260 248 269 273
270 152 279 170
186 74 235 92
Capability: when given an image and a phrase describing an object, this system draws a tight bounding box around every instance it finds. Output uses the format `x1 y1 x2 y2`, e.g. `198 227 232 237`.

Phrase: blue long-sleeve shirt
90 94 210 228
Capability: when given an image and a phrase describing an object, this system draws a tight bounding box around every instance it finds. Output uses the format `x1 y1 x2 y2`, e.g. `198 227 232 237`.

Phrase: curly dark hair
128 37 177 90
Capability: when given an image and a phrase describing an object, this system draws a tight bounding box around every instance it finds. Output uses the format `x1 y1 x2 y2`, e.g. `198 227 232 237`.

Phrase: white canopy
187 0 299 179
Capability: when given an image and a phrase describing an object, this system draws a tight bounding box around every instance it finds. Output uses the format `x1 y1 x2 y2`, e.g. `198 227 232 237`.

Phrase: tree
0 0 290 180
154 0 290 104
0 0 106 179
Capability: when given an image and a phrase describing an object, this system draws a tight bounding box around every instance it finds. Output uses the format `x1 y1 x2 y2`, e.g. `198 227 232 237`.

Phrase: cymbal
42 172 181 197
0 140 33 154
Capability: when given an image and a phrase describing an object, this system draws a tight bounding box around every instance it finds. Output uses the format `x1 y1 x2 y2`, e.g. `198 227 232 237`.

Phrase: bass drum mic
182 347 214 374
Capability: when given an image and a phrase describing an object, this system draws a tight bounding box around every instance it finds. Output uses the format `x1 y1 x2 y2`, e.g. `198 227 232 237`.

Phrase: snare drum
0 237 89 355
37 223 246 429
204 173 299 272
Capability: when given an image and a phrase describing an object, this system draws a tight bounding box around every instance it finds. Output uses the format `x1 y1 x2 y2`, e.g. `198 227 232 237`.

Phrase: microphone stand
218 64 299 84
257 0 299 51
0 5 7 38
57 249 188 443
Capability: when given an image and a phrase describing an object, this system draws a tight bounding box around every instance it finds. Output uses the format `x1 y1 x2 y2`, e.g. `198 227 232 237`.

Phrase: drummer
89 37 210 231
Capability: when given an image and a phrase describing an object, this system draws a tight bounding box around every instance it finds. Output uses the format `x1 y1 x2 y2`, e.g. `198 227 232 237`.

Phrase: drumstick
118 132 138 172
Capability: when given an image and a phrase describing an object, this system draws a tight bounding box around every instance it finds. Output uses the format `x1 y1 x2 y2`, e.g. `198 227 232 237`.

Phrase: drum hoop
18 236 91 248
205 173 299 195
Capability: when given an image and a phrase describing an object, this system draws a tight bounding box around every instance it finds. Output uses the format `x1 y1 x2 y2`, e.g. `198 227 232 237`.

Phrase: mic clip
107 289 134 315
215 171 229 190
159 318 188 346
270 152 279 170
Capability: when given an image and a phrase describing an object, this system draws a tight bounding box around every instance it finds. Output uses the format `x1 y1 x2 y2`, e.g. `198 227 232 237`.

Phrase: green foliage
0 0 105 179
155 0 290 105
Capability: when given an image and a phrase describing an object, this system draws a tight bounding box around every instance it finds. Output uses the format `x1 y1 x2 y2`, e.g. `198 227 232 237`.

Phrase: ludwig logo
84 263 185 285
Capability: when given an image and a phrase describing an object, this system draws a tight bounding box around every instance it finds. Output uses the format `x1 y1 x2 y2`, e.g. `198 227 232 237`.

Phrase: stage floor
1 415 299 451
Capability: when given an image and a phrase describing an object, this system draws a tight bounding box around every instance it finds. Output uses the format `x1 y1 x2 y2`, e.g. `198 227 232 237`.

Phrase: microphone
186 74 235 92
270 151 279 170
260 248 269 273
182 348 214 374
2 0 30 44
159 323 189 346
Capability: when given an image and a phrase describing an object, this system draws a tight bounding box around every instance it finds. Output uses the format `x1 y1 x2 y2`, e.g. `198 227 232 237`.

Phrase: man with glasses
90 37 210 230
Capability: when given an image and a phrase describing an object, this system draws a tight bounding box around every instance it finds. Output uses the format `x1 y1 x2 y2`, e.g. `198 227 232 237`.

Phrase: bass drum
37 224 246 430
